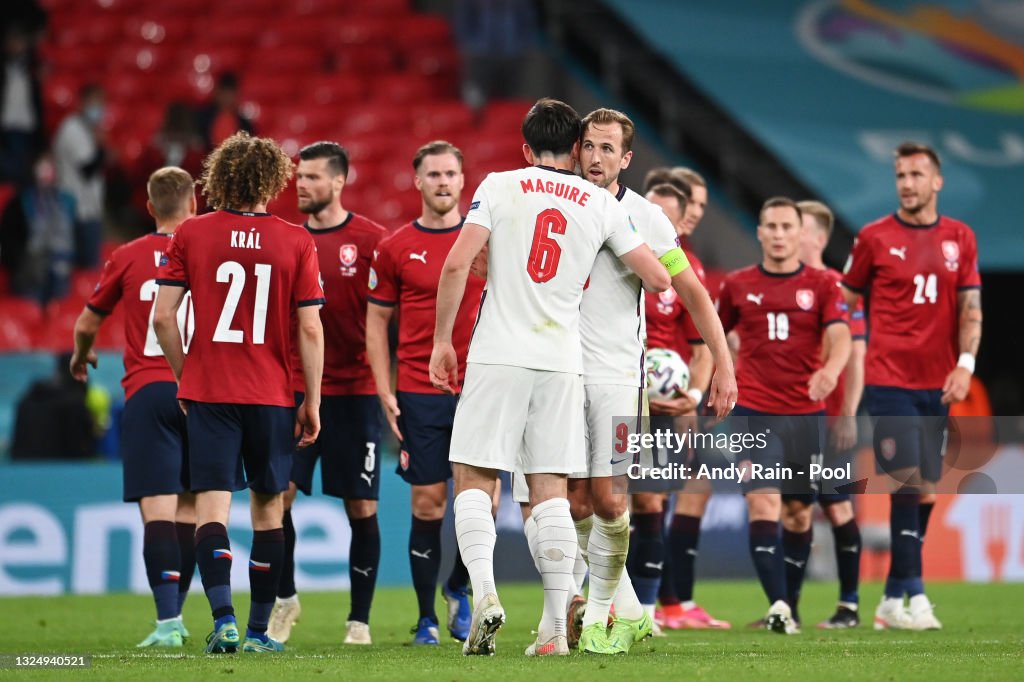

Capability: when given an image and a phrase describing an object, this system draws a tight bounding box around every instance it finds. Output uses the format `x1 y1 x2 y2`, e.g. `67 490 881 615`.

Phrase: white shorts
449 363 585 475
512 383 646 503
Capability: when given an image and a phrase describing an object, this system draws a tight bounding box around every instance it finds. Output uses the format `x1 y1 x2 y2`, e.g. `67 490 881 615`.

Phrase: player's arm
839 284 860 310
295 304 324 448
366 302 402 440
153 284 187 381
70 308 104 381
619 244 671 293
830 337 866 451
942 288 982 404
809 322 851 402
672 266 737 418
431 222 489 394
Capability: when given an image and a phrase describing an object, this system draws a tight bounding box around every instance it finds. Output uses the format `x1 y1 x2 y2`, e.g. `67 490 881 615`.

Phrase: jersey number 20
527 208 567 283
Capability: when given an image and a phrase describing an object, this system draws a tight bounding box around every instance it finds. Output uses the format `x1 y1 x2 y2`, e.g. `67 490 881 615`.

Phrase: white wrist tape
686 388 703 405
957 353 976 374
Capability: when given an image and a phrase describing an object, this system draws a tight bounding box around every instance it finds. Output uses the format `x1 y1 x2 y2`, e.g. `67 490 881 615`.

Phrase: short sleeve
716 278 737 333
822 278 849 328
85 251 125 315
645 203 680 258
368 238 399 307
465 175 493 232
841 233 873 293
957 228 982 290
849 300 866 339
603 198 644 257
295 233 326 307
156 230 187 287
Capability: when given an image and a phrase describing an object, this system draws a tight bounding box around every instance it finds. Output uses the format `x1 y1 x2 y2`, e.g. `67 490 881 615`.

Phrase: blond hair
796 199 834 238
147 166 194 220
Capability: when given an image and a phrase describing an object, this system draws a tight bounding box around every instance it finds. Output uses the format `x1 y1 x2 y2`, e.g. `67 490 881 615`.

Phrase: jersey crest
795 288 815 311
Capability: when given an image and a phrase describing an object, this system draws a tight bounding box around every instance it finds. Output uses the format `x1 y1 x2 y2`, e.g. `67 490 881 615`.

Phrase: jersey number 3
527 208 567 284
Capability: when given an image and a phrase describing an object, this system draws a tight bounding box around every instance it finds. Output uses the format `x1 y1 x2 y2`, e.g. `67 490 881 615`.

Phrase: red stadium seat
352 0 410 16
394 14 452 49
289 0 351 17
482 99 535 131
107 44 176 76
123 15 196 47
258 18 335 48
343 133 406 163
180 47 247 78
329 17 393 47
0 297 43 351
333 45 397 73
370 73 434 104
340 106 410 137
403 45 460 97
192 16 268 48
240 76 304 106
52 12 125 47
410 101 475 139
246 47 328 77
305 73 366 108
103 72 157 105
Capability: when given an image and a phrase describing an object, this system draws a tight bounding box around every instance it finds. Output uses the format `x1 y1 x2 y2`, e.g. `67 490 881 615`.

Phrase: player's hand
941 366 971 405
470 244 489 279
295 399 320 448
378 391 403 441
649 394 698 416
707 367 738 420
429 341 459 395
830 415 858 452
807 368 838 402
178 399 189 416
68 350 98 382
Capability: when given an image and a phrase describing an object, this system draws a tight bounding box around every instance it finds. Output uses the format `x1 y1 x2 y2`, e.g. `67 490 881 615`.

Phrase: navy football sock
782 528 813 621
658 509 680 606
248 528 285 635
446 548 469 593
410 516 442 621
348 514 380 624
831 519 861 605
918 501 935 541
277 509 297 599
195 522 234 621
886 489 920 599
143 521 181 621
669 514 701 603
749 519 786 605
175 522 196 614
629 512 664 605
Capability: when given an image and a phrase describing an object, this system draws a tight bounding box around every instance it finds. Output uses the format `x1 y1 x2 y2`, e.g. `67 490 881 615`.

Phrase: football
645 347 690 400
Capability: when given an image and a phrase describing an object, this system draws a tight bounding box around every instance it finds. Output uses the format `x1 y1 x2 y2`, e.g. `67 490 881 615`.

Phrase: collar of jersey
758 262 804 278
893 212 941 229
305 211 354 233
535 165 577 176
413 217 464 234
614 184 628 202
223 208 271 217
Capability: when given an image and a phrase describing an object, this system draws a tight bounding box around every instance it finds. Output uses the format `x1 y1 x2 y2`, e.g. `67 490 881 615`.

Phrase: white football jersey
465 166 643 374
581 186 680 387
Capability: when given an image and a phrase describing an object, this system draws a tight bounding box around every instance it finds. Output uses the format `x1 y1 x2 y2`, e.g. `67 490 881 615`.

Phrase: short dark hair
643 166 691 198
895 141 941 170
647 182 688 212
759 196 802 224
413 140 464 171
299 141 349 178
522 98 581 157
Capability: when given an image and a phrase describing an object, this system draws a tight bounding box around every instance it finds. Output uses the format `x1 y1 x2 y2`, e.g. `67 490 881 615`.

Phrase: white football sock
523 514 541 573
613 566 645 620
454 488 497 599
532 497 578 637
572 515 593 596
583 513 629 628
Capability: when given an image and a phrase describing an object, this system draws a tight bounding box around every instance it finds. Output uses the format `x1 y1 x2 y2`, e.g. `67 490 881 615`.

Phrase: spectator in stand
53 83 108 268
133 102 205 214
195 73 254 150
10 351 97 461
454 0 537 110
1 21 45 186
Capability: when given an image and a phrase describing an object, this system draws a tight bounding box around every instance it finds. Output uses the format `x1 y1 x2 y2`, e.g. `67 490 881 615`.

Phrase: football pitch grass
2 581 1022 680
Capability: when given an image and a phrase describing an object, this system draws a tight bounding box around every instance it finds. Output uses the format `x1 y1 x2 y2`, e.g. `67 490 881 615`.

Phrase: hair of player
673 166 706 188
796 199 834 238
760 196 803 224
642 166 691 198
581 108 636 153
522 98 582 157
647 182 689 213
895 141 941 171
78 82 102 102
413 140 464 171
201 131 294 210
147 166 194 220
299 140 349 178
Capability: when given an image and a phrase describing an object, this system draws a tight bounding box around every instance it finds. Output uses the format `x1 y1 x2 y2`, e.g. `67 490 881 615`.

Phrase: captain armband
659 247 690 277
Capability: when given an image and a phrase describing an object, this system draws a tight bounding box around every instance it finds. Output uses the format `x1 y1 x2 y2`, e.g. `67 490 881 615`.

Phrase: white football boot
907 594 942 630
873 596 912 630
267 594 301 643
765 600 798 635
463 593 505 656
344 620 372 645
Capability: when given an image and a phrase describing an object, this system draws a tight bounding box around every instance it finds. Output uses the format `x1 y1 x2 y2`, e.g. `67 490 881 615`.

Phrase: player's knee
250 491 284 531
747 492 781 521
346 498 378 519
782 503 812 532
675 490 709 516
411 484 447 520
631 493 664 514
824 501 854 526
282 482 299 509
593 493 626 520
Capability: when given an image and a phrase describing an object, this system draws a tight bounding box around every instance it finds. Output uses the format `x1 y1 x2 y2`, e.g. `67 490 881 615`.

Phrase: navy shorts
187 401 296 494
865 385 948 483
732 405 825 494
291 394 382 500
121 382 189 502
395 391 458 486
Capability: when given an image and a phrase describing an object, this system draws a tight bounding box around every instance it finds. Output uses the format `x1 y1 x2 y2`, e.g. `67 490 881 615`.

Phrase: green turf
1 582 1022 680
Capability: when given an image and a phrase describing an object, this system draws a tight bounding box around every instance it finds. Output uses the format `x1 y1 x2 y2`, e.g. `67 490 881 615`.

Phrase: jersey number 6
527 208 567 284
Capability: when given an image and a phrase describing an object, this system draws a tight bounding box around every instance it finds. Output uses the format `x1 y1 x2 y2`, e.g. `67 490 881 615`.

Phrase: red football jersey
290 213 387 395
157 210 324 406
822 267 866 417
842 214 981 390
368 220 486 393
644 245 706 361
718 264 848 414
87 232 187 399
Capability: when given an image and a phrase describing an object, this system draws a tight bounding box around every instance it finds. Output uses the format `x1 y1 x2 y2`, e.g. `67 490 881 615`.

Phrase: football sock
613 566 646 620
658 510 681 606
143 521 181 621
348 514 380 624
886 488 921 599
748 519 786 605
175 522 196 614
532 497 577 637
918 501 935 541
277 509 297 599
669 513 702 603
446 548 470 593
782 528 813 621
629 512 663 606
831 519 861 605
573 515 594 595
523 514 541 572
247 528 284 635
409 516 443 622
195 522 234 621
454 489 497 599
582 512 629 628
